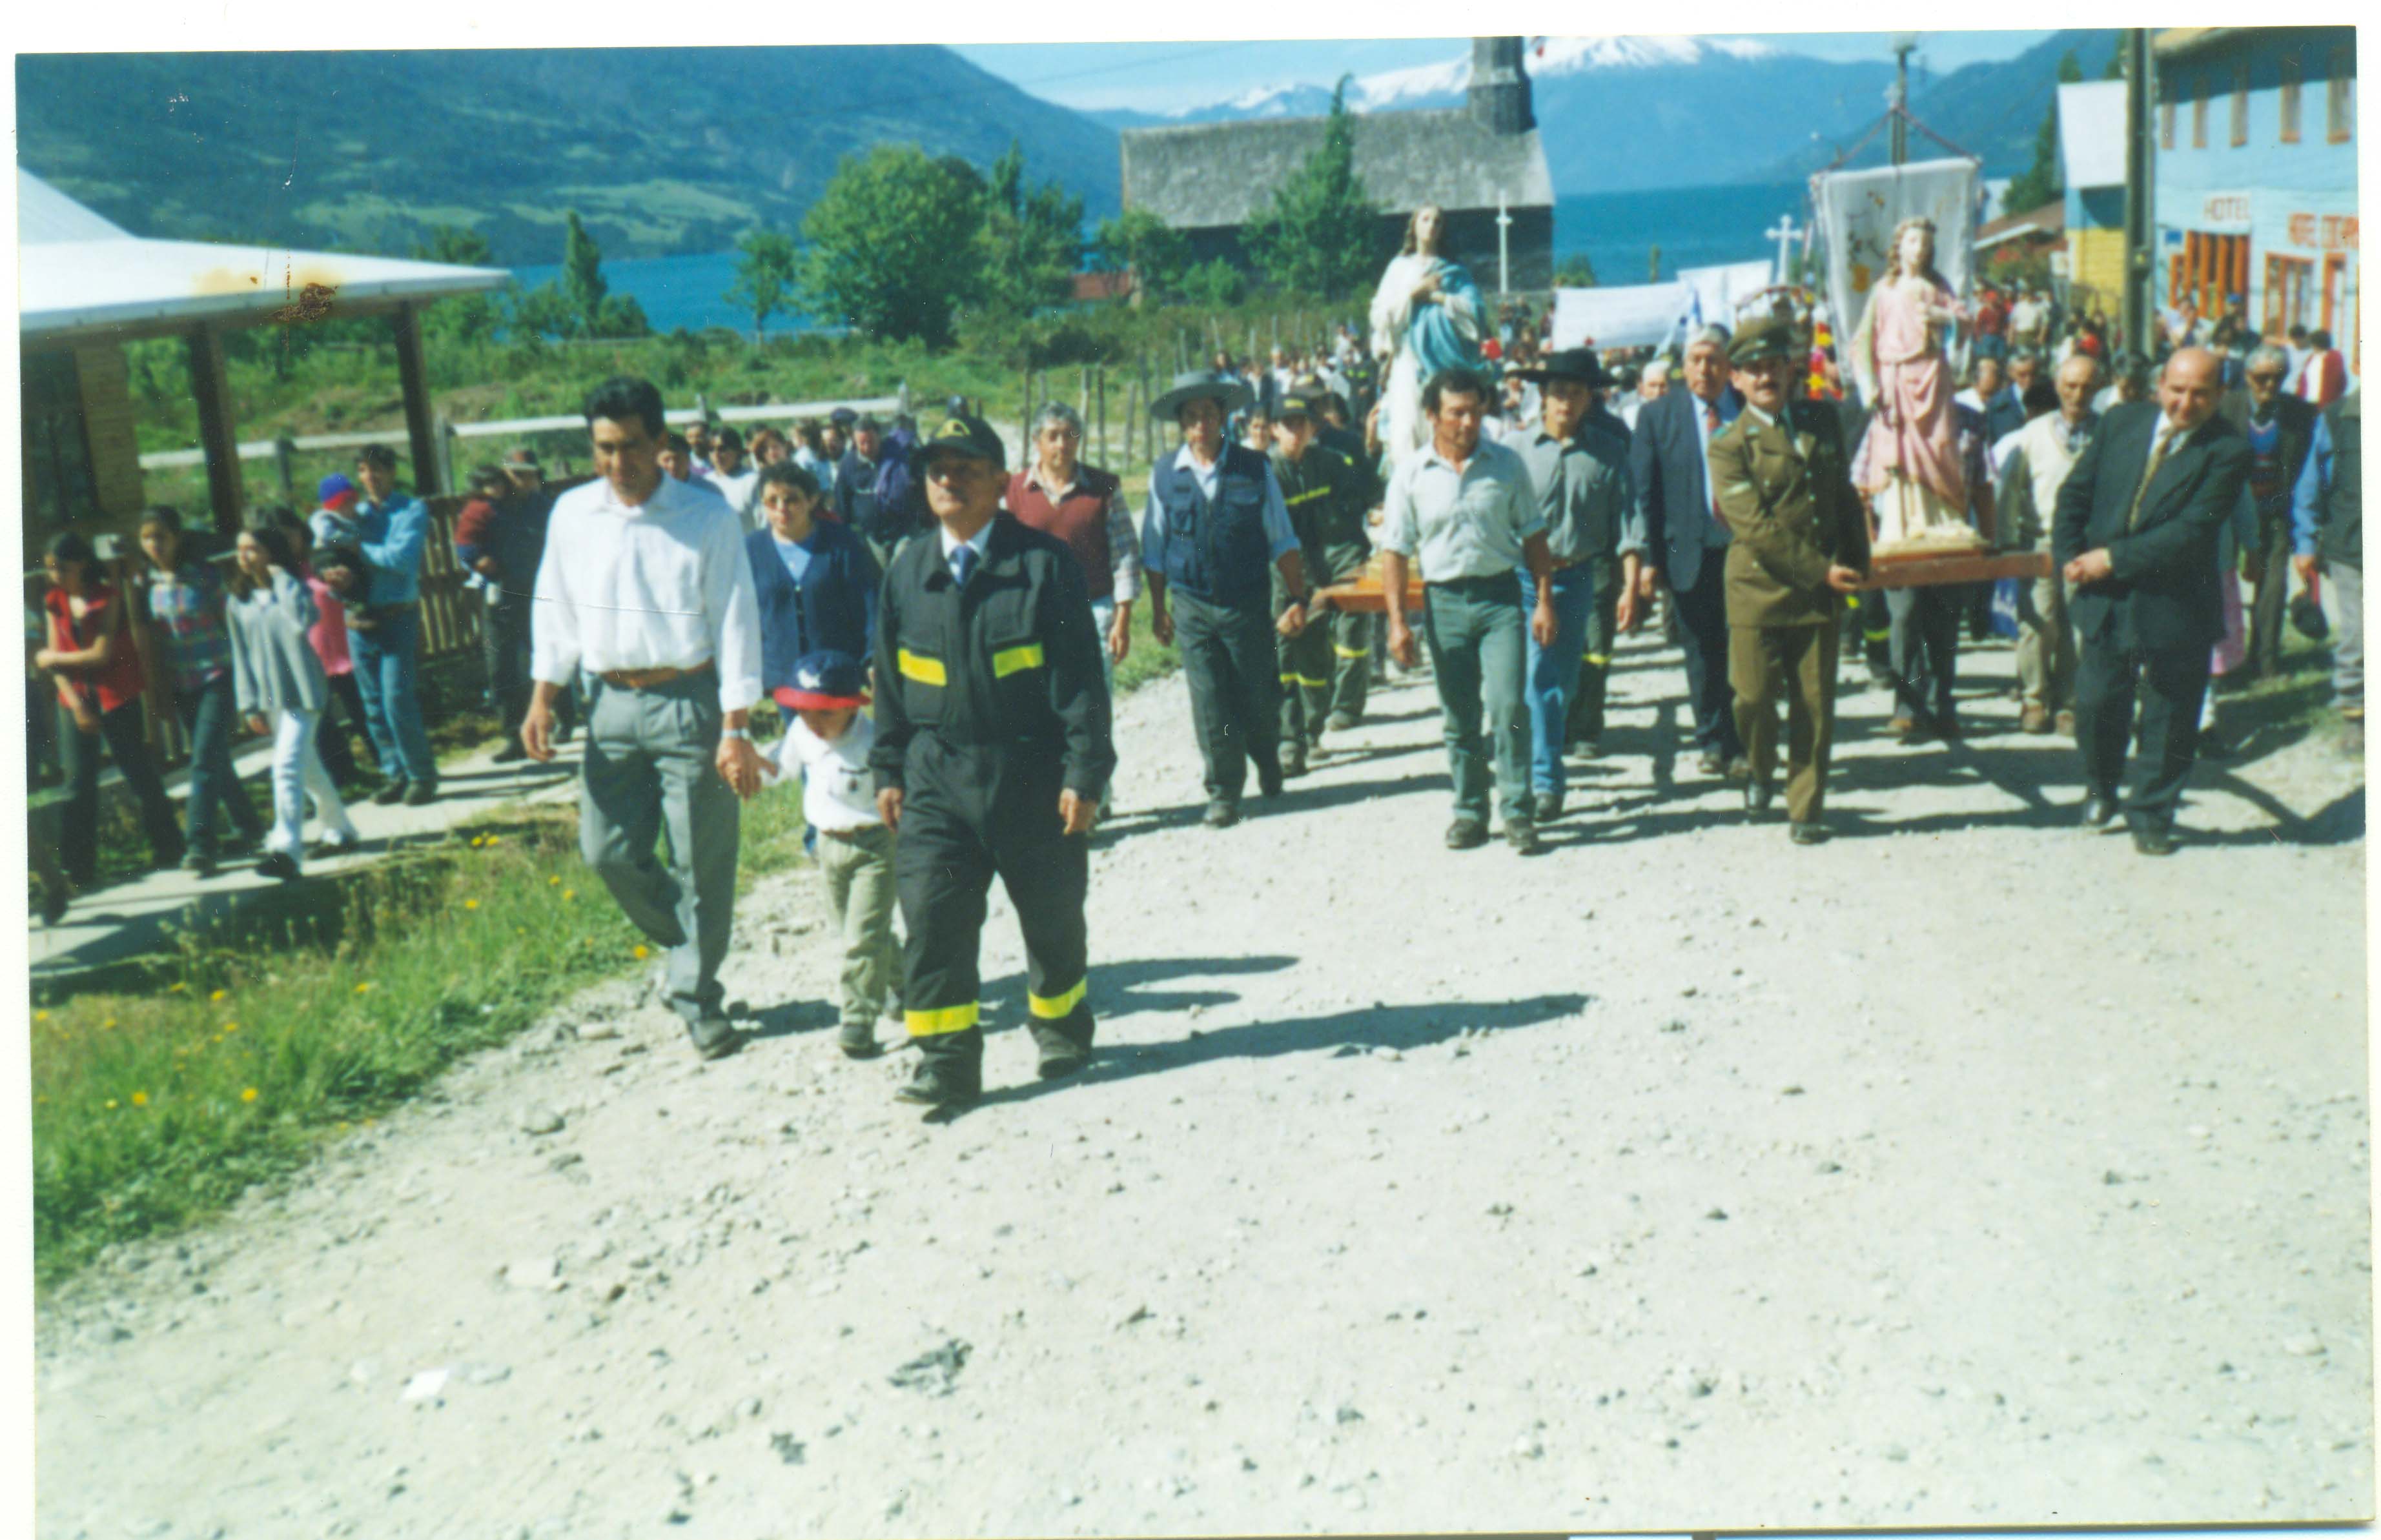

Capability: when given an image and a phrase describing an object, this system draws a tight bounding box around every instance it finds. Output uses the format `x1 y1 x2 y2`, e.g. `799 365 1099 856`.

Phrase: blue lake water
508 180 1810 336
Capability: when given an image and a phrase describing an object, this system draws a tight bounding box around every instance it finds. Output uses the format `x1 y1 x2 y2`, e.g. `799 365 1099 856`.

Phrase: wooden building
1119 38 1556 297
17 170 507 563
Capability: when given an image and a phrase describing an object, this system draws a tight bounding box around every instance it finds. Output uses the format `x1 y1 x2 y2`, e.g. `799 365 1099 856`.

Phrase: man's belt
598 659 715 691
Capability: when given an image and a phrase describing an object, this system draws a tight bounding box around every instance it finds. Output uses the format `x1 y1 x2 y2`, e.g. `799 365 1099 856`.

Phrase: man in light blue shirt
351 442 440 804
1139 370 1310 828
1380 365 1558 853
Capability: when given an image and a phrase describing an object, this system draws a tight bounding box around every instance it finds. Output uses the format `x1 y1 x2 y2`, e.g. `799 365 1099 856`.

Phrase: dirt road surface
33 630 2372 1536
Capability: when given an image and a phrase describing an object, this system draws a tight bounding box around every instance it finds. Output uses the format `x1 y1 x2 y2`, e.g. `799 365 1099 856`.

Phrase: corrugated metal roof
19 169 134 243
2058 80 2128 192
1122 108 1553 230
17 169 508 341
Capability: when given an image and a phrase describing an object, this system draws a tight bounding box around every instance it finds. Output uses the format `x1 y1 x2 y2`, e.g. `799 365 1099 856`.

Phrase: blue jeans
178 672 265 855
1520 564 1599 799
349 605 438 785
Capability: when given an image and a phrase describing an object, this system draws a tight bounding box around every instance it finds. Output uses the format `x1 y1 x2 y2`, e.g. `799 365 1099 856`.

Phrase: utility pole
2121 26 2154 355
1889 32 1918 167
1495 197 1513 296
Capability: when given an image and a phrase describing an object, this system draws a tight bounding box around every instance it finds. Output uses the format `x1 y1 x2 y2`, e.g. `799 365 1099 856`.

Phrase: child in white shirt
769 649 897 1059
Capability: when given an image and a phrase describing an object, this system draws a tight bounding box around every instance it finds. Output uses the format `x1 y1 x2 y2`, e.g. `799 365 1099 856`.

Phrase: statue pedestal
1855 549 2052 591
1870 477 1985 556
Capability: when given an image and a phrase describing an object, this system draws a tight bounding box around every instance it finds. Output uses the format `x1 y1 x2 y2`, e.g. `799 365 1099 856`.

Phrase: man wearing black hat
1268 389 1369 772
872 412 1116 1109
1508 348 1648 815
1707 319 1870 845
1140 370 1311 828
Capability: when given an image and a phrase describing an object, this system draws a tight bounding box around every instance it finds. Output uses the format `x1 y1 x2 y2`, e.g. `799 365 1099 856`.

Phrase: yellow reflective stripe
905 1002 979 1036
1280 673 1329 689
1284 486 1331 505
1028 978 1088 1019
992 642 1045 678
1584 653 1610 667
1862 627 1892 642
898 649 946 686
1331 643 1369 658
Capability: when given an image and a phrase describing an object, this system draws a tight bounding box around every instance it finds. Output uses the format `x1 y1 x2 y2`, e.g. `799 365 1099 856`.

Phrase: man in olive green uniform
872 414 1116 1109
1269 389 1370 772
1708 320 1872 846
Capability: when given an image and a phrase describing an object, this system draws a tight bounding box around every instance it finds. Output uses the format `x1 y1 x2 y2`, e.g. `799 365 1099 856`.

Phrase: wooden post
271 437 296 503
1097 365 1109 471
432 414 458 496
391 303 443 495
185 325 245 539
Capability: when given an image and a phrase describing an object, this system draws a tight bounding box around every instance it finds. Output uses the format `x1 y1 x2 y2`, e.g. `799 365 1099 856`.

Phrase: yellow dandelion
562 889 577 902
464 898 480 911
470 835 485 847
632 944 650 960
168 982 187 993
103 1019 117 1030
105 1099 118 1111
484 835 500 846
547 875 561 886
130 1092 148 1108
241 1088 258 1103
354 982 374 995
210 989 227 1002
222 1022 240 1034
34 1011 49 1022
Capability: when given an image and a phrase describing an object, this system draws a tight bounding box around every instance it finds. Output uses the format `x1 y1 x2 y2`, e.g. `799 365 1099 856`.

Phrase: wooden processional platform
1310 549 2053 613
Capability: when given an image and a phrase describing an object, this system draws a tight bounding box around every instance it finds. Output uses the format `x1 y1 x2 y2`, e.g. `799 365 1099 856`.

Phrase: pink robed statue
1848 216 1985 554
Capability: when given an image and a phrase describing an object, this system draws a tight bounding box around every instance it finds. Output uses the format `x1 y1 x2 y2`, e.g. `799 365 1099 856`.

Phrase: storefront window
2265 253 2315 335
21 350 97 533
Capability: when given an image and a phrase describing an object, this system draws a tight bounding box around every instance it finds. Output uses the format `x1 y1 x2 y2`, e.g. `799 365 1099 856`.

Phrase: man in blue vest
1139 370 1311 829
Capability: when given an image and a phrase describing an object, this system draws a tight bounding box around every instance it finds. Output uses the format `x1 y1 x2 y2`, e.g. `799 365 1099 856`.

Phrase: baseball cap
909 412 1007 472
317 472 356 509
774 649 869 712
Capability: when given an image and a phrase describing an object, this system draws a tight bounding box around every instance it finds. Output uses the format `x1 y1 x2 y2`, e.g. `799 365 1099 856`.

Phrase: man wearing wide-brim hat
1506 347 1650 816
1140 370 1311 829
1706 318 1870 846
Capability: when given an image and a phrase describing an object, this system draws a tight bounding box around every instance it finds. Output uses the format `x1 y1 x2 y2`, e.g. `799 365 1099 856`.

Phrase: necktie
949 543 977 588
2127 427 2180 531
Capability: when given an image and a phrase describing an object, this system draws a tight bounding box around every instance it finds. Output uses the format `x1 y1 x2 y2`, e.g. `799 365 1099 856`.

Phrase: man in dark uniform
2055 347 2250 855
872 414 1116 1109
1303 380 1380 729
1267 389 1367 773
1140 370 1311 829
1708 319 1871 846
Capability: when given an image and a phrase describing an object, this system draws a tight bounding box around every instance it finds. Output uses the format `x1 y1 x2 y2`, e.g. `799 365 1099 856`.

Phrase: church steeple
1468 37 1535 136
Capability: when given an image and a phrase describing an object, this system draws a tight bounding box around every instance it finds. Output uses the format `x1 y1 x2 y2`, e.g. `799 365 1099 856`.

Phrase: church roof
1122 107 1553 230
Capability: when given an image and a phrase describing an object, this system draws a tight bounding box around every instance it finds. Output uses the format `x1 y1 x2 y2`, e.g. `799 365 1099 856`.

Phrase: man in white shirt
524 374 766 1059
706 429 762 530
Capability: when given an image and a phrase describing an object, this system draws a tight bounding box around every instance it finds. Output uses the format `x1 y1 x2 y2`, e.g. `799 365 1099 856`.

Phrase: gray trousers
580 674 740 1021
2327 563 2365 707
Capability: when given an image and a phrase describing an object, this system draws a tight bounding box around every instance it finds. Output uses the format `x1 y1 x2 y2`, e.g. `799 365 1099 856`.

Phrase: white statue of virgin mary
1367 204 1486 472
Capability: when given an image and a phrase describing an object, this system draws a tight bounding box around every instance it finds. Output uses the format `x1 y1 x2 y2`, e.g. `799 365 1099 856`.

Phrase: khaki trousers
2014 566 2076 711
1730 621 1840 824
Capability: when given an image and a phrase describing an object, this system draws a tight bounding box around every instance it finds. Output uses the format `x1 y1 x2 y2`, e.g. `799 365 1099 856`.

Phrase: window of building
21 350 98 533
2180 231 2250 319
2160 74 2176 148
2192 73 2209 147
2281 51 2303 142
2328 46 2354 142
2265 253 2316 335
2232 60 2250 145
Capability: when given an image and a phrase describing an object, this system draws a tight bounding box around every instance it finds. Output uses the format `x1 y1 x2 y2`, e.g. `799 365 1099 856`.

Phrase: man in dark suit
1631 324 1747 777
2054 347 2249 856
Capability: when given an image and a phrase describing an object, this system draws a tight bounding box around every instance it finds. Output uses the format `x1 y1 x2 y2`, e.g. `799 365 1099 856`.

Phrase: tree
724 229 801 343
1092 207 1190 301
797 144 989 347
413 225 500 347
1552 252 1599 289
1182 258 1245 309
1243 76 1381 299
507 281 577 341
978 139 1085 318
561 210 609 338
2005 48 2083 215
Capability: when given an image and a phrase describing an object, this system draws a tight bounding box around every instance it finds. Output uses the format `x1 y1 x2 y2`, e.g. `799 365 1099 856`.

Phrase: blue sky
954 32 2056 114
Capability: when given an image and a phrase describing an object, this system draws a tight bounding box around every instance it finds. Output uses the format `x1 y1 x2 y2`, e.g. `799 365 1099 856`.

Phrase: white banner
1551 281 1694 351
1679 260 1777 325
1812 157 1978 405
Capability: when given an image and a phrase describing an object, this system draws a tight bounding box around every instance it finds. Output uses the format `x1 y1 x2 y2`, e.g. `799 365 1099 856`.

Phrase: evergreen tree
797 144 988 347
977 139 1085 318
1244 77 1380 299
561 210 608 338
2005 49 2083 214
413 225 500 346
724 229 801 343
1552 252 1599 289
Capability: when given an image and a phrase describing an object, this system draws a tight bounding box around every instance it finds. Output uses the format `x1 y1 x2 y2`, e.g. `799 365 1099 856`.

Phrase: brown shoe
2054 709 2077 735
1888 715 1919 741
2020 704 2051 735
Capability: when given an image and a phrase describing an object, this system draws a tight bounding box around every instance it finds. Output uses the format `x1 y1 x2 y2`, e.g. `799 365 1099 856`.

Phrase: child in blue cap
767 648 899 1058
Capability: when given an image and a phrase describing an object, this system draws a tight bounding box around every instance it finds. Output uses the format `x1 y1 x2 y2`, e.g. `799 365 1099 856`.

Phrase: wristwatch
720 725 750 742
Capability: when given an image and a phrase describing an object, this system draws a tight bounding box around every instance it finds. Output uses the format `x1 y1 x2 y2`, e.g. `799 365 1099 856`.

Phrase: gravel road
32 627 2372 1537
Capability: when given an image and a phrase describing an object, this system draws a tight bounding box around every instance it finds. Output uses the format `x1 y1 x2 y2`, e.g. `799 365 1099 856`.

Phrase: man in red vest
1007 401 1143 815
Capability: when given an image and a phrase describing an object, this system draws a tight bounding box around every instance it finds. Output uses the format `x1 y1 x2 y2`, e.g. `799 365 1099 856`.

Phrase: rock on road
32 629 2372 1537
